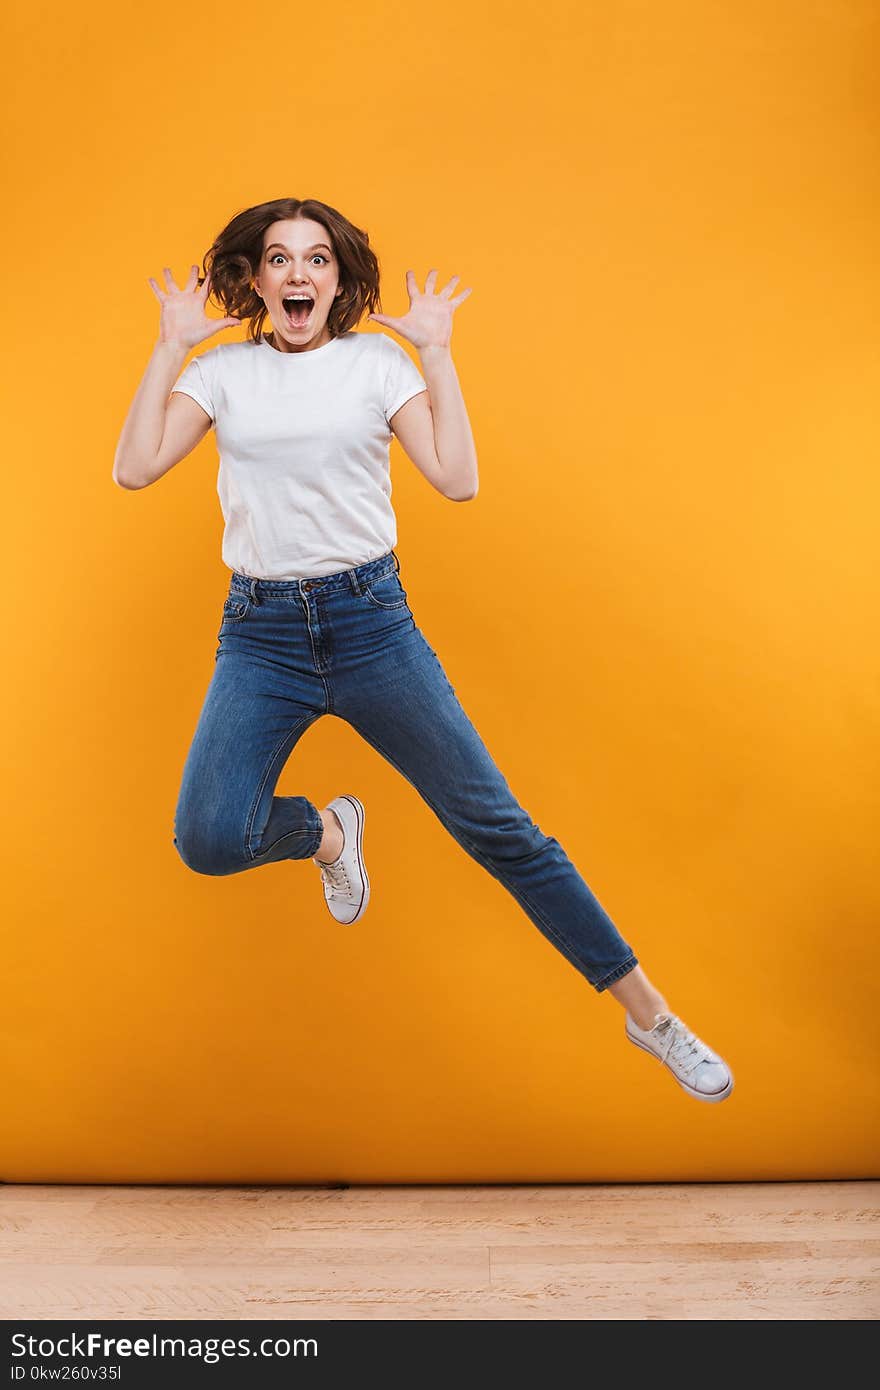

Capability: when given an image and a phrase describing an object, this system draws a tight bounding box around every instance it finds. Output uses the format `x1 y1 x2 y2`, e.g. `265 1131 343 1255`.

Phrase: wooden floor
1 1182 877 1320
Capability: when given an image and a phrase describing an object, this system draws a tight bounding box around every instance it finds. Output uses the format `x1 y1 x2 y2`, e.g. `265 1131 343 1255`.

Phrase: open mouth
282 296 314 328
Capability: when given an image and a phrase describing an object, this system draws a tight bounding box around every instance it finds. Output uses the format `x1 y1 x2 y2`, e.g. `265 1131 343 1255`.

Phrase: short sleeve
171 350 218 422
382 335 427 422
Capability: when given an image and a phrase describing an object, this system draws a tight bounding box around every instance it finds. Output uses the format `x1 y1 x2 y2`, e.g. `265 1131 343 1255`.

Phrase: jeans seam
248 820 324 863
244 714 319 860
363 593 408 610
593 955 640 993
221 602 250 623
350 723 633 991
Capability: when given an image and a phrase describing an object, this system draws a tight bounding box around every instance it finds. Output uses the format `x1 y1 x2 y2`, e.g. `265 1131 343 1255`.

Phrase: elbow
444 469 479 502
112 457 149 490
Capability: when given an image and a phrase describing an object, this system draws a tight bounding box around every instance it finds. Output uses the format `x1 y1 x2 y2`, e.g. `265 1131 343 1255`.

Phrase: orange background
3 0 879 1181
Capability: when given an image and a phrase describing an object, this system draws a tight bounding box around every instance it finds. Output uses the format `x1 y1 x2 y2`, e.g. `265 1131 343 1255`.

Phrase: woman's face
253 217 343 352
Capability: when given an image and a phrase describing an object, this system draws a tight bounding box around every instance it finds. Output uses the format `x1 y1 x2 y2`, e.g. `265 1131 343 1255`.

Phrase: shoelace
317 856 351 900
652 1014 710 1078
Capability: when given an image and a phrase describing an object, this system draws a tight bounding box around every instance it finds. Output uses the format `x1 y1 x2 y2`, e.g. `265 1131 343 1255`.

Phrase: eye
268 254 329 266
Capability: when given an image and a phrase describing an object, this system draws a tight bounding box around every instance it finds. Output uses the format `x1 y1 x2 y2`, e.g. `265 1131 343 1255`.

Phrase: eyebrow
265 242 332 254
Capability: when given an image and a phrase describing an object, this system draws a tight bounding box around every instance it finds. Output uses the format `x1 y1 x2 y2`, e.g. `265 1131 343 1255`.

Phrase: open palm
369 269 472 350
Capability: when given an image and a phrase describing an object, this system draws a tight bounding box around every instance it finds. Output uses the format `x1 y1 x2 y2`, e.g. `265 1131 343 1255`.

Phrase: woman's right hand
148 265 242 350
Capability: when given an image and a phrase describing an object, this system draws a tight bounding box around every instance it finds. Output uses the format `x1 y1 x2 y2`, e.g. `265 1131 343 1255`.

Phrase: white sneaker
625 1011 734 1102
312 794 370 924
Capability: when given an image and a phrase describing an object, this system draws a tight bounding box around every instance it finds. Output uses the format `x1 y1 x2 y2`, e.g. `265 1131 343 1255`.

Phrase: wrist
418 343 452 361
155 337 190 360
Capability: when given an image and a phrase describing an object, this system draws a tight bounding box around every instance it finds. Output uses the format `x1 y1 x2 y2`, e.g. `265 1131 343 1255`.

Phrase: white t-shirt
171 331 428 578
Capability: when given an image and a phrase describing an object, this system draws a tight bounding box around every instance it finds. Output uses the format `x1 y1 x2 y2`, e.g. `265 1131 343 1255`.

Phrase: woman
113 196 733 1104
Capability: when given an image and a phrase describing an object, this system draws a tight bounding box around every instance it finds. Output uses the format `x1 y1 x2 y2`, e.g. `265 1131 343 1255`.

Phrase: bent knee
173 822 247 876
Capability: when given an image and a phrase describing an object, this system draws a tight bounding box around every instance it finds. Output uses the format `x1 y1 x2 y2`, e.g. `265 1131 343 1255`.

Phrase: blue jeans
172 549 638 992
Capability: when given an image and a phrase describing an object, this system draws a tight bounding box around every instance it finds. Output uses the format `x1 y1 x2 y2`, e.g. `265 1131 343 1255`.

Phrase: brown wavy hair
198 197 382 343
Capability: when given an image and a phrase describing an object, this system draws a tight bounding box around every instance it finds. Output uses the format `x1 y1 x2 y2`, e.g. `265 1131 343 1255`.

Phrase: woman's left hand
368 269 473 351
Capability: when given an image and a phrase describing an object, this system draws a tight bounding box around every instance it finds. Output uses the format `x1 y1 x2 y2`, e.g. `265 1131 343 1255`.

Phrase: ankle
633 991 669 1027
315 807 344 864
630 1006 666 1031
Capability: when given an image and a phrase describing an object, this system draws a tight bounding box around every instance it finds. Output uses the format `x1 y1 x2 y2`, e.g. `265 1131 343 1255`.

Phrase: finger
200 271 212 299
425 268 439 294
405 269 420 299
368 312 395 329
162 266 179 292
185 264 199 292
147 277 164 302
439 275 460 299
449 287 473 308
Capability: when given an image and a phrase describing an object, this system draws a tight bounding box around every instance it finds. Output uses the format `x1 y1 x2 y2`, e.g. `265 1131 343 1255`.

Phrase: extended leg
337 626 638 991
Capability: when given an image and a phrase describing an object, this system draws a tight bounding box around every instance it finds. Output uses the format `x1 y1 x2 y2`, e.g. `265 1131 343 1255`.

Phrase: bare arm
112 264 239 490
113 339 208 489
369 268 478 502
390 346 478 501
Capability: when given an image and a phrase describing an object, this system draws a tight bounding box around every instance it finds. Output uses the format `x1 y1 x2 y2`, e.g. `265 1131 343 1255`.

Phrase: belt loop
349 566 362 596
249 577 261 605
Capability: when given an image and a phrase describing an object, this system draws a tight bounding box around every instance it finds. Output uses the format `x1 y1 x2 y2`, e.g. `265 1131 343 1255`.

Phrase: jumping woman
114 196 733 1103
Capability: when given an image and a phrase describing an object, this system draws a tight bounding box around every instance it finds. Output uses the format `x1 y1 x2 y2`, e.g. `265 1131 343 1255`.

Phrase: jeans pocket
363 572 408 610
220 593 251 625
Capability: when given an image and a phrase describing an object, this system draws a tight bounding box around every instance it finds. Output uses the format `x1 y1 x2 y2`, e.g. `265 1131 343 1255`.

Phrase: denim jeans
172 549 638 992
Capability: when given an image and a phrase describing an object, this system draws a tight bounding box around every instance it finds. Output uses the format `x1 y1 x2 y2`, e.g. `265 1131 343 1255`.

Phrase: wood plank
1 1182 877 1320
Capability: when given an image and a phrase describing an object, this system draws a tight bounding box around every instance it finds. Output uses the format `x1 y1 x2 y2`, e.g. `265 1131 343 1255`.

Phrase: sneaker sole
332 794 370 924
626 1031 734 1103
